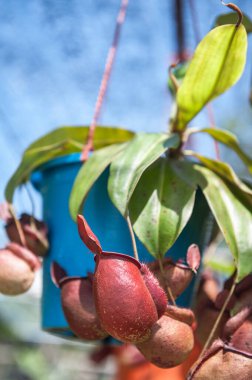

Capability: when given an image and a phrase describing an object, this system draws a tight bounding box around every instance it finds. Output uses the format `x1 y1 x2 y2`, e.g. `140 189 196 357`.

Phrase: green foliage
204 238 236 277
4 7 251 284
190 128 252 173
172 160 252 282
184 151 252 200
108 133 180 216
27 125 134 151
5 126 134 203
175 24 247 130
69 143 127 220
129 157 196 258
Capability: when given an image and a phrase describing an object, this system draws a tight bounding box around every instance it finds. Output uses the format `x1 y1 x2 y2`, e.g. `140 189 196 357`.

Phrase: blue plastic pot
32 153 212 339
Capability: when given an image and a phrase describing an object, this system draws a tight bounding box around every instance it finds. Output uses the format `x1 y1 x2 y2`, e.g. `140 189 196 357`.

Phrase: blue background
0 0 251 215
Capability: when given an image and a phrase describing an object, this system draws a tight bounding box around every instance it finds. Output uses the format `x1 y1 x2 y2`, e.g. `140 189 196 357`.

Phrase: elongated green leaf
191 128 252 173
205 259 236 276
129 158 196 258
204 239 236 276
27 126 134 152
196 166 252 282
5 126 134 203
5 141 79 203
108 133 180 216
184 150 252 201
69 143 127 221
215 13 252 34
176 24 247 130
172 160 252 282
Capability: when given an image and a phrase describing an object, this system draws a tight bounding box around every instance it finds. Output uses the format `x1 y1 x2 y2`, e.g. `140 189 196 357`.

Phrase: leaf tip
77 214 103 254
186 244 201 273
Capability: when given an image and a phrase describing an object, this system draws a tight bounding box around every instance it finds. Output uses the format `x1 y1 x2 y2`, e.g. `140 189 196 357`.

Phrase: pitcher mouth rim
95 251 141 268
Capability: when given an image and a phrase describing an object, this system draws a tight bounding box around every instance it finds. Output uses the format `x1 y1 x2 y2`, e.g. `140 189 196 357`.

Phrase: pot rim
35 152 82 173
30 152 83 189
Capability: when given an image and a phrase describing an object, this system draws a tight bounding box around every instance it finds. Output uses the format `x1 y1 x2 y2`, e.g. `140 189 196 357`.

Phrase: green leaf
205 260 236 276
129 157 196 258
204 239 236 276
215 12 252 34
69 143 127 221
184 150 252 200
108 133 180 216
176 24 247 130
27 125 135 152
172 160 252 282
191 128 252 173
5 126 134 203
5 141 78 203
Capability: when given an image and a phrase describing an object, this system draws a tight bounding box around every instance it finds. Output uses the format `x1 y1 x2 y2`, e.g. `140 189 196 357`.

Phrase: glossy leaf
5 141 74 203
172 160 252 282
215 12 252 34
27 126 135 152
5 126 134 203
176 24 247 130
129 157 196 258
69 143 126 220
108 133 180 216
184 151 252 201
191 128 252 173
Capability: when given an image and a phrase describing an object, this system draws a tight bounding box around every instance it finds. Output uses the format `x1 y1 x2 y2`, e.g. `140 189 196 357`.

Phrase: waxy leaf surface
184 151 252 202
172 160 252 282
5 126 134 202
176 24 247 130
191 128 252 173
108 133 180 216
129 157 196 258
28 126 134 151
69 143 126 220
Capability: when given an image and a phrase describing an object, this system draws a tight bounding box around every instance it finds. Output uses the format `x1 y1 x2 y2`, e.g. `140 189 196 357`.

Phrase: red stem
81 0 129 161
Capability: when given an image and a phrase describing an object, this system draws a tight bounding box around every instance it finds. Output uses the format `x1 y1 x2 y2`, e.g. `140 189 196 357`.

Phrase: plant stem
221 1 243 27
174 0 186 61
158 258 176 305
200 279 236 358
81 0 129 161
24 184 36 218
8 204 27 247
126 215 139 261
169 63 180 93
